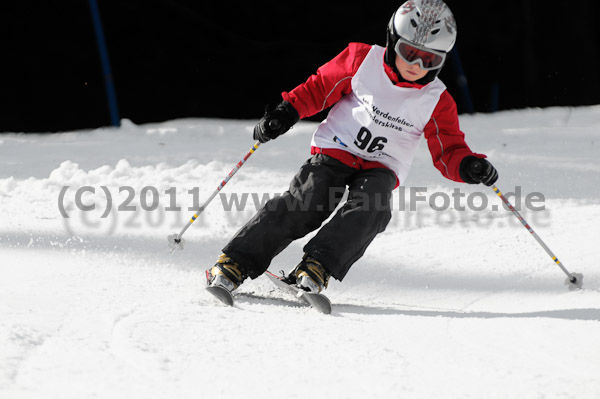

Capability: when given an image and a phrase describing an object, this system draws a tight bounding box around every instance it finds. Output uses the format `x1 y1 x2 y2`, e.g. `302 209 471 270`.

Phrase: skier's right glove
253 101 300 143
459 156 499 186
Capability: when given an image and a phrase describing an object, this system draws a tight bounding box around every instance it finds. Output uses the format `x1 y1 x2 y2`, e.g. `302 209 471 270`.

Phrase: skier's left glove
253 101 300 143
459 156 499 186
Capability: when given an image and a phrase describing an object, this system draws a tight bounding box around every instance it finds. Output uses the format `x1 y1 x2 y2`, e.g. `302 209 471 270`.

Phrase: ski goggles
394 39 446 70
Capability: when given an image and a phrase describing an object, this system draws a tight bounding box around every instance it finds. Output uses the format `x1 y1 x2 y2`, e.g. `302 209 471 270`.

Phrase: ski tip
206 285 234 306
265 269 333 314
300 292 332 315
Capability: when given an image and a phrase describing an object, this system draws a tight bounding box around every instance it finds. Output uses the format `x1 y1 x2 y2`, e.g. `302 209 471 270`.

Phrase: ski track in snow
1 107 600 398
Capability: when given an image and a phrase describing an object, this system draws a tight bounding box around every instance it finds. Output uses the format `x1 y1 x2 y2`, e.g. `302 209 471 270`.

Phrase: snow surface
1 106 600 399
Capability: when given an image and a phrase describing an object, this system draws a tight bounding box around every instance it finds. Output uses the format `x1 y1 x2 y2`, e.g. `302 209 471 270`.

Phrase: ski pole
167 140 262 252
491 184 583 290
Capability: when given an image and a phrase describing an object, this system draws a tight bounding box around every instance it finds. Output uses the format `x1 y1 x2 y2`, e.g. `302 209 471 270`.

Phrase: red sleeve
424 91 485 182
281 42 371 119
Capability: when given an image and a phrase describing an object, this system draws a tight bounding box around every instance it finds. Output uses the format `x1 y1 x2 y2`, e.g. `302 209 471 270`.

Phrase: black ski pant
222 153 396 281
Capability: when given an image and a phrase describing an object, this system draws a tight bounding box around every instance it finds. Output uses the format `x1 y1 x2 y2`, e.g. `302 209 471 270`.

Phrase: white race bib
311 45 446 184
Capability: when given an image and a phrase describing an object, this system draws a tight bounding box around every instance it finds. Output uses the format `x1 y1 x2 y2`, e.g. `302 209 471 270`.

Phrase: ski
206 271 332 314
205 285 234 306
265 271 332 315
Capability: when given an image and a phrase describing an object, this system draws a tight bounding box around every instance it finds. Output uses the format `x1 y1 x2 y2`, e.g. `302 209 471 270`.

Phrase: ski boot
205 254 247 305
287 254 330 293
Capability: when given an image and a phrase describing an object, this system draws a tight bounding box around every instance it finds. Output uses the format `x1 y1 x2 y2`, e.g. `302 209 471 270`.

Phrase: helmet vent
388 2 457 55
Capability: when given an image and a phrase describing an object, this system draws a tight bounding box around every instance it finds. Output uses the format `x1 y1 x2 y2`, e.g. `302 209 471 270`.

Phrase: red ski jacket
281 42 484 184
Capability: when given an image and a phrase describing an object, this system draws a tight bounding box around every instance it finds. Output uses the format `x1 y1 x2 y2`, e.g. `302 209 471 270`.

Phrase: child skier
206 0 498 295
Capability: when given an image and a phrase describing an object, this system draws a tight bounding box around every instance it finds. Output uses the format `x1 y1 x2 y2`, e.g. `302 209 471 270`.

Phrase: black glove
459 156 499 186
253 101 300 143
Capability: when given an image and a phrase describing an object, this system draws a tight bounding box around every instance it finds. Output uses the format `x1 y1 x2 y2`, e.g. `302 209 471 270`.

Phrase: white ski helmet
385 0 457 82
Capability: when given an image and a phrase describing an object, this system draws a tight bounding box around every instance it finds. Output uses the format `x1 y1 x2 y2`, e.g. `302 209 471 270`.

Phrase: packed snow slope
1 106 600 399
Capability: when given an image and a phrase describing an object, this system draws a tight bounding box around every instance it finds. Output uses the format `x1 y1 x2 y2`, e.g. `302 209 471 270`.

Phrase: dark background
1 0 599 132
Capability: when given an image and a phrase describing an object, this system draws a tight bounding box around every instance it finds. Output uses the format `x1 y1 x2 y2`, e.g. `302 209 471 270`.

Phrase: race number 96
354 127 387 153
